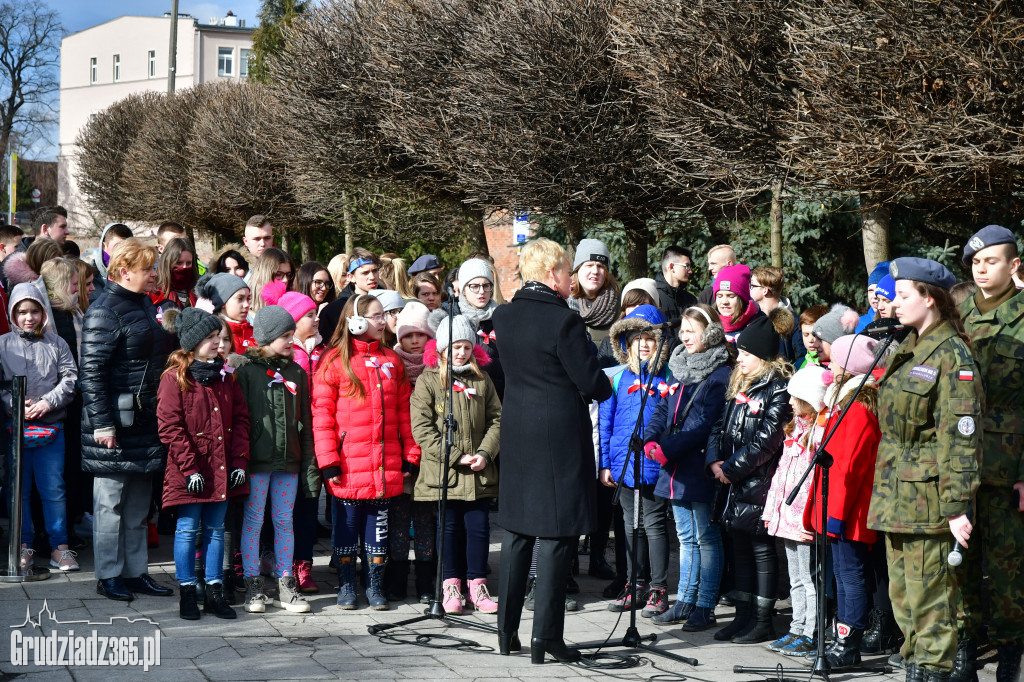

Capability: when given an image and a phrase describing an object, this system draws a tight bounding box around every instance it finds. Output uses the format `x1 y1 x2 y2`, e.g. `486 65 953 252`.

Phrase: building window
113 54 121 82
148 50 156 78
90 57 97 84
217 47 233 77
239 49 251 77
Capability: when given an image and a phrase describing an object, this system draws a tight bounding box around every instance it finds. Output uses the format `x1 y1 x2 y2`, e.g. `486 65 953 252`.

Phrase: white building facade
58 13 254 233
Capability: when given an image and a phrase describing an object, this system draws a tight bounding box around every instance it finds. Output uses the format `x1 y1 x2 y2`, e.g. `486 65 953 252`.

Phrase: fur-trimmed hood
3 252 39 286
422 338 491 368
608 305 670 374
768 306 795 338
212 242 253 268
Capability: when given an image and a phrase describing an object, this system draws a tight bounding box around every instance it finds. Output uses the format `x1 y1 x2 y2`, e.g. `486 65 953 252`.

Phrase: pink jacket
763 416 821 542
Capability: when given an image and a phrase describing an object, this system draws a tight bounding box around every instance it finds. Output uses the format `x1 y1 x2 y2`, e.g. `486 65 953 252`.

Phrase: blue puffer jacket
644 364 731 502
598 305 670 488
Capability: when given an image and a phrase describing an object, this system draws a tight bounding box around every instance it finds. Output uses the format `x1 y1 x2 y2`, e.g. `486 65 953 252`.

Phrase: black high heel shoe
498 630 521 655
531 638 581 664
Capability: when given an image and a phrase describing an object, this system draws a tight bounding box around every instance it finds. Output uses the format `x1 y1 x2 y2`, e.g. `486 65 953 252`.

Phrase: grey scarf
667 343 730 386
568 284 619 330
458 295 498 327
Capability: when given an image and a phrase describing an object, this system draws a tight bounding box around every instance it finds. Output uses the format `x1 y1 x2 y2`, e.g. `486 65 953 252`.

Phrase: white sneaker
50 546 80 571
274 576 311 613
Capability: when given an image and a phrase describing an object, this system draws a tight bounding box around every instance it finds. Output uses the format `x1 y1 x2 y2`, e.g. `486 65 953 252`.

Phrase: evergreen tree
248 0 308 84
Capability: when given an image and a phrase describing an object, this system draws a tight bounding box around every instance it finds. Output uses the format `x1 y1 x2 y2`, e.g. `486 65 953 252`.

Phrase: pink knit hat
261 280 316 322
713 264 751 304
396 301 434 341
829 334 879 376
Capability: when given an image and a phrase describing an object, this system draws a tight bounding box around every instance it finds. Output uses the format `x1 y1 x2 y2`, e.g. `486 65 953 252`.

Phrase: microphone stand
735 330 898 681
369 287 496 640
574 326 699 667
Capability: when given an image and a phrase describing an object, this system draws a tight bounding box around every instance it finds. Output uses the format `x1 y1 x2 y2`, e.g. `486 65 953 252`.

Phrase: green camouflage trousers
958 484 1024 645
888 534 958 672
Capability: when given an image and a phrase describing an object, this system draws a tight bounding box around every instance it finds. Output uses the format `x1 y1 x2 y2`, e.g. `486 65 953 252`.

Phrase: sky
27 1 263 160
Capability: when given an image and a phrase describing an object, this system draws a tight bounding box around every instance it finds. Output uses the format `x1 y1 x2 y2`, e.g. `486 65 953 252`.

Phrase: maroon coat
157 370 251 508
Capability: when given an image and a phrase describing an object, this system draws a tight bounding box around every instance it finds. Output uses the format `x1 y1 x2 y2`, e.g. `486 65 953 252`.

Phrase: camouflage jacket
960 288 1024 486
868 321 983 535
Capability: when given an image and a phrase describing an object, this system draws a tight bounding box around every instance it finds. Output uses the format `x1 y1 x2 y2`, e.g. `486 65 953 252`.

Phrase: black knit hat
736 315 780 361
175 307 224 352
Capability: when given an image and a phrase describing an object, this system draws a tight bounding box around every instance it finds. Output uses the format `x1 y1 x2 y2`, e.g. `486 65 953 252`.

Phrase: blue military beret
874 275 895 301
868 261 891 286
889 257 956 290
962 225 1018 264
408 254 442 274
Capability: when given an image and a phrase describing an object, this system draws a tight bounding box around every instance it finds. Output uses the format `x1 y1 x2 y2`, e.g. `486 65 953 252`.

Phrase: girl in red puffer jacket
313 293 421 611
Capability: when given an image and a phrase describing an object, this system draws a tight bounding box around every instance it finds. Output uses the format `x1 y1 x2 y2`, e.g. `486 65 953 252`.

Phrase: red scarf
720 300 759 333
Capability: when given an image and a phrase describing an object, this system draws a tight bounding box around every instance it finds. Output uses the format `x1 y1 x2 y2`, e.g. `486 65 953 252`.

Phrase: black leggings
730 529 777 599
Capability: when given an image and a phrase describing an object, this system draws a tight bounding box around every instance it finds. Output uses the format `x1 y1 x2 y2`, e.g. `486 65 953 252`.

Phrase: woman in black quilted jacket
705 315 793 644
79 239 176 602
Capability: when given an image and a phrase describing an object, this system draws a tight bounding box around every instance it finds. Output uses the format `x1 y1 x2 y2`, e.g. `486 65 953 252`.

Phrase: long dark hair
215 249 249 276
915 282 971 348
296 261 334 304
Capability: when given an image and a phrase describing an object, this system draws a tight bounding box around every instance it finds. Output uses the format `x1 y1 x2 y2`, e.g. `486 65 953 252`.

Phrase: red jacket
312 338 420 500
803 400 881 544
156 369 251 508
225 318 256 355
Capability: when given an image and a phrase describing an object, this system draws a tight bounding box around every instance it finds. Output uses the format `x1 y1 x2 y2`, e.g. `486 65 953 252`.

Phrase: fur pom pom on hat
812 303 860 345
261 281 316 323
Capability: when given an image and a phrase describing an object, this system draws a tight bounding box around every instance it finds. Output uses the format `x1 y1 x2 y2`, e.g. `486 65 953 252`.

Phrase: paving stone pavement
0 518 989 681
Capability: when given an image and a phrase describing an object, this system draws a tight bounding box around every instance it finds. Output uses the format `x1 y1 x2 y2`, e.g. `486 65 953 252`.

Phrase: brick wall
484 209 534 302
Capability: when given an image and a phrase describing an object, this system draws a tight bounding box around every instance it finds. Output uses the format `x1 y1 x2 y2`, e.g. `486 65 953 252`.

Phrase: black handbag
115 359 149 429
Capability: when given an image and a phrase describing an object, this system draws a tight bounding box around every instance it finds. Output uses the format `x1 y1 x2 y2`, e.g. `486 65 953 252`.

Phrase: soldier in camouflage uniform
869 258 983 682
957 225 1024 682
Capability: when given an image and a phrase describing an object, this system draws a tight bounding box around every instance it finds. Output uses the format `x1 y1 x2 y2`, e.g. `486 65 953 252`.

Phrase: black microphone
862 318 911 341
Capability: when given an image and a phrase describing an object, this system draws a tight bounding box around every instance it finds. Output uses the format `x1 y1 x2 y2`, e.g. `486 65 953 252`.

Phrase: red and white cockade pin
365 356 394 379
477 330 496 344
736 392 762 414
453 381 477 398
266 369 298 395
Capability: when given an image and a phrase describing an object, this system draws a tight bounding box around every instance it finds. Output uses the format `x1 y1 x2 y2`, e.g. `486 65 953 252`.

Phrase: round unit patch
958 416 976 436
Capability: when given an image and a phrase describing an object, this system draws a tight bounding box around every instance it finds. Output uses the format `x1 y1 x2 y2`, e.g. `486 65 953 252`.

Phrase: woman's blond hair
327 253 348 292
438 344 484 380
519 238 569 283
108 238 157 281
726 356 793 399
40 258 79 312
248 247 293 314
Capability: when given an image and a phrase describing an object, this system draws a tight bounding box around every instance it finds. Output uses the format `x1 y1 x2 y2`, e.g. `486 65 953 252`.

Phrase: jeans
784 539 816 637
619 484 669 588
443 499 490 580
731 529 777 599
832 537 871 629
16 430 67 548
332 498 389 558
671 499 722 608
93 473 152 580
242 472 297 578
175 501 228 586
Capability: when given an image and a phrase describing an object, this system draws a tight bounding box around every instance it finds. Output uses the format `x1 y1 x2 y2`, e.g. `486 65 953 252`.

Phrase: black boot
996 644 1023 682
221 571 238 606
863 608 903 654
498 630 521 656
204 582 237 619
924 670 952 682
906 664 926 682
732 596 777 644
531 638 581 664
385 559 409 601
950 638 978 682
824 623 862 670
714 592 753 641
179 584 200 620
414 560 436 605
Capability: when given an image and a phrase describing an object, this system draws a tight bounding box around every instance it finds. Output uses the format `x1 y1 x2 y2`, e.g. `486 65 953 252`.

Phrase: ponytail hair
915 282 971 348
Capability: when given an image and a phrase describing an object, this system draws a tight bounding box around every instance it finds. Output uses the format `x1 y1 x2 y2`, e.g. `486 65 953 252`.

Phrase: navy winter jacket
644 365 731 502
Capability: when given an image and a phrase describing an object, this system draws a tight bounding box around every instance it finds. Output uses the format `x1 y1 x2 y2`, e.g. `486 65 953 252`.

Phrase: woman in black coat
493 239 612 664
80 239 175 601
705 315 793 644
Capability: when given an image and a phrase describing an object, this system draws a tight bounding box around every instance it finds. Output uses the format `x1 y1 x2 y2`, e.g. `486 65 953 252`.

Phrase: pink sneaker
442 578 463 615
467 579 498 614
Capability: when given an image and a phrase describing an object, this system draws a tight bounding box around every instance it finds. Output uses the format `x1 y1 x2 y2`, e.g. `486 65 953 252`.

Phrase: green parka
960 288 1024 486
410 366 501 502
868 321 983 534
235 352 319 498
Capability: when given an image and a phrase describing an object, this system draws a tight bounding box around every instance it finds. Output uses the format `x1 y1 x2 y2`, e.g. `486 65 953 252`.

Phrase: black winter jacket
80 282 175 474
705 372 793 534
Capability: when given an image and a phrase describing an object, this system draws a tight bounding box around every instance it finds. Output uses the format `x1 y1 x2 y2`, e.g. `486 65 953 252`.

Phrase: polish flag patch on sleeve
958 369 974 381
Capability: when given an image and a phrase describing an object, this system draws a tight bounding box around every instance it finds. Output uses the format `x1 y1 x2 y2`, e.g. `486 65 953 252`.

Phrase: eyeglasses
367 313 388 324
311 279 333 290
750 283 765 290
672 263 693 271
466 282 493 293
386 309 401 319
274 270 294 282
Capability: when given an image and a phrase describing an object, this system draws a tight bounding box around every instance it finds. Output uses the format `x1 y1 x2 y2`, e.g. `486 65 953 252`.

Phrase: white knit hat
457 258 493 288
620 278 661 309
787 365 829 412
396 301 434 341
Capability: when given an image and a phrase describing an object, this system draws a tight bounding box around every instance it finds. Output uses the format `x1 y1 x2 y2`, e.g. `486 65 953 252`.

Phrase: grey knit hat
253 304 297 346
457 258 493 287
435 314 477 353
195 273 249 312
572 238 611 273
176 307 224 352
812 303 861 345
369 288 405 313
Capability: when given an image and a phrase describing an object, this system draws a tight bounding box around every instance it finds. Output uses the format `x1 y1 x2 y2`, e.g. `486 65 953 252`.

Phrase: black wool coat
80 282 175 474
492 283 612 538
